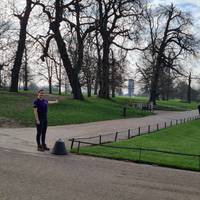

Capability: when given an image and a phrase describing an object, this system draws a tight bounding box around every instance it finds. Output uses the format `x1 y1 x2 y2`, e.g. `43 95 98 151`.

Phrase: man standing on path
33 89 50 151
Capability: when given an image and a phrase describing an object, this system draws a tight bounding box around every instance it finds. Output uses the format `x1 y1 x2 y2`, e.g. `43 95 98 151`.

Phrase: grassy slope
74 120 200 171
0 91 198 127
157 99 198 111
0 91 150 127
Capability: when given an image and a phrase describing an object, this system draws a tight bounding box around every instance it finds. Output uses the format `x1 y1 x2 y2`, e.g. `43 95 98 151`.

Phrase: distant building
128 79 134 97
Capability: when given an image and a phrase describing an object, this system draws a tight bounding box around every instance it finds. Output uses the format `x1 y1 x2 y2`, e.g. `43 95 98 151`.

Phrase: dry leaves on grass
0 117 25 128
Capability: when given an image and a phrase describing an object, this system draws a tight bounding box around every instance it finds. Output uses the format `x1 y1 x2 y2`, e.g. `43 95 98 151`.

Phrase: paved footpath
0 148 200 200
0 110 198 153
0 110 200 200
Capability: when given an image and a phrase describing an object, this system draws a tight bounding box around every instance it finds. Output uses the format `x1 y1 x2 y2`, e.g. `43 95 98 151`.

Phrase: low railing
68 115 200 171
69 115 200 149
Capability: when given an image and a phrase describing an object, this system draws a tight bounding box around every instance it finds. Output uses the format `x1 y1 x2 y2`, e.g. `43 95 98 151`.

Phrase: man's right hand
36 119 40 125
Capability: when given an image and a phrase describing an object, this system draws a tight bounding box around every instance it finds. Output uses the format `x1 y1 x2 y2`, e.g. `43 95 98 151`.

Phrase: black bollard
52 138 68 155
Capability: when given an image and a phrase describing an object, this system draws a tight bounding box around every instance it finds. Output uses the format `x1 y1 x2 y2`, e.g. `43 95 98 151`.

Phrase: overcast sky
127 0 200 92
151 0 200 36
152 0 200 75
130 0 200 67
1 0 200 90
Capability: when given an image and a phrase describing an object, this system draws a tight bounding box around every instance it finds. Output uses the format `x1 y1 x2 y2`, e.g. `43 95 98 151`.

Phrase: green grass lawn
156 99 198 111
72 120 200 171
0 90 198 127
0 91 150 127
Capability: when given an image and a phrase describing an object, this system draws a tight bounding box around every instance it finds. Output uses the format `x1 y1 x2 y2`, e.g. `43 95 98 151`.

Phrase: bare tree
140 4 197 104
81 40 97 97
32 0 97 100
93 30 102 95
0 14 11 88
110 49 127 97
95 0 143 98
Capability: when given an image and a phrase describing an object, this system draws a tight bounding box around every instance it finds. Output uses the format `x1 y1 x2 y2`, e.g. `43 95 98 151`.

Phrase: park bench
132 102 154 112
48 99 59 104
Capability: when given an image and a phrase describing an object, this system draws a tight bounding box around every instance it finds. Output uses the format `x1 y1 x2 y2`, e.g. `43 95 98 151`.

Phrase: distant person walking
33 89 50 151
198 104 200 115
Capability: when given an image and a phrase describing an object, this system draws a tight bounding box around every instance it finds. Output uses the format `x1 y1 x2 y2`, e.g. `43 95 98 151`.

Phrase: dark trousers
36 119 47 146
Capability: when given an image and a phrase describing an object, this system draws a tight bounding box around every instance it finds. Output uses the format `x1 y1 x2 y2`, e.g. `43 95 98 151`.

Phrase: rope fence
69 115 200 149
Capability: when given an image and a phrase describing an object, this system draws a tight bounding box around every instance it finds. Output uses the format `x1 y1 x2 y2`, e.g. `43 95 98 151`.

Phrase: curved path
0 110 198 153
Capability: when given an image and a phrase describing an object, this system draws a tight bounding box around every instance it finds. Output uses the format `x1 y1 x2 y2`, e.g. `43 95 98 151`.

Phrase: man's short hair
37 89 44 94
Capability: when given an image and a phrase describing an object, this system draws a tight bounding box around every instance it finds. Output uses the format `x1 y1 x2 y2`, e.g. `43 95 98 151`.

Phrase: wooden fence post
77 141 80 153
138 127 141 135
115 132 118 142
71 138 75 150
128 129 131 139
148 125 151 133
99 135 102 144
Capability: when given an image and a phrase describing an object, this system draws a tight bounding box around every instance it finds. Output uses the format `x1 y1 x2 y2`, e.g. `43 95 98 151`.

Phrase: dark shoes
37 144 50 151
37 145 44 152
43 144 50 151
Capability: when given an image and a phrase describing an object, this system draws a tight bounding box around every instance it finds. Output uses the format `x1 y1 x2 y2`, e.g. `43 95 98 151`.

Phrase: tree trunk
24 63 28 91
50 22 83 100
87 79 92 97
149 67 160 105
187 72 191 103
112 87 115 98
99 40 110 99
0 70 2 88
94 59 101 95
58 60 62 95
49 77 52 94
111 50 115 98
10 0 32 92
94 31 102 95
23 46 28 91
58 79 61 95
94 70 99 95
